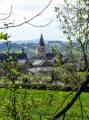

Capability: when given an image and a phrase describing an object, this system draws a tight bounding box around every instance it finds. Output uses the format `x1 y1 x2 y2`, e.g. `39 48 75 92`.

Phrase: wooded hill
0 42 69 58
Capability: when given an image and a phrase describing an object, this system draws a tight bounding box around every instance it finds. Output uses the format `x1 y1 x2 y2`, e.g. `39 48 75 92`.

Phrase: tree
0 1 53 119
1 0 89 119
51 0 89 119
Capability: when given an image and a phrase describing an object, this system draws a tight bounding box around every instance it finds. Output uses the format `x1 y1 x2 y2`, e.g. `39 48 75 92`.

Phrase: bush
19 75 30 83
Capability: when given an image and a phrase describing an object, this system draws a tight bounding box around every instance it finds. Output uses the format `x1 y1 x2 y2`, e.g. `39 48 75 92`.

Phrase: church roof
0 53 27 62
46 53 55 60
32 59 50 66
39 34 45 46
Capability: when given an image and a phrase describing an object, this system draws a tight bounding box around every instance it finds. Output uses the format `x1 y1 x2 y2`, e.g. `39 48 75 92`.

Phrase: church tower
38 34 46 59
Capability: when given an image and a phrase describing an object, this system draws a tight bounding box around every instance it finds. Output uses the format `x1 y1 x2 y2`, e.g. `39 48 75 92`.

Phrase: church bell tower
38 34 46 59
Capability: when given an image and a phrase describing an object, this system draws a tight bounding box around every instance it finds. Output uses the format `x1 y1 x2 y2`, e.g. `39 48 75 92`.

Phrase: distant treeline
48 41 62 43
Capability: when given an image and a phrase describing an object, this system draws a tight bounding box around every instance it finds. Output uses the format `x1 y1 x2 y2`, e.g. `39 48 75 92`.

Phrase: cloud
0 0 66 41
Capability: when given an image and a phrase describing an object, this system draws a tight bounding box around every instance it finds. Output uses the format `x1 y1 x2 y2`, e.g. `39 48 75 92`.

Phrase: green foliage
52 46 57 55
64 0 66 3
0 88 89 120
55 0 89 58
0 32 23 119
54 0 89 119
20 75 29 83
0 33 10 40
0 0 89 119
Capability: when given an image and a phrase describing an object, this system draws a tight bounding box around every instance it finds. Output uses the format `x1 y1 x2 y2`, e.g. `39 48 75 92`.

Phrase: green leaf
72 32 75 36
71 16 75 19
9 56 12 60
5 52 8 56
0 33 4 40
10 81 13 85
63 30 67 34
4 42 8 45
81 60 85 65
69 40 72 45
83 27 87 33
64 19 67 23
64 0 66 3
4 24 8 27
66 45 69 49
19 86 22 89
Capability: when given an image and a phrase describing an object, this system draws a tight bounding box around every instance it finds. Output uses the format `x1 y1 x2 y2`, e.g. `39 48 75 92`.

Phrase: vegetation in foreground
0 88 89 120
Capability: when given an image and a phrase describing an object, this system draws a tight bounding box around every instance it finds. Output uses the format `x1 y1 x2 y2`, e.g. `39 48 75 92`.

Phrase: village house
0 33 88 76
0 48 28 75
27 34 56 68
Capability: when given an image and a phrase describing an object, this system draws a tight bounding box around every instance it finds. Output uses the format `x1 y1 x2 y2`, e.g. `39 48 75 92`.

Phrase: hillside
0 41 69 58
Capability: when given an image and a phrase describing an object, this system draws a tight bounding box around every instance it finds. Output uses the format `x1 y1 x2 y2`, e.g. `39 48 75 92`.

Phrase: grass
0 88 89 120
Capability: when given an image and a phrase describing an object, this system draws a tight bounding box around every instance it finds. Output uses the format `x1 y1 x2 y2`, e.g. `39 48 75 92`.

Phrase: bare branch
24 17 53 27
0 5 12 21
0 0 53 29
27 21 53 27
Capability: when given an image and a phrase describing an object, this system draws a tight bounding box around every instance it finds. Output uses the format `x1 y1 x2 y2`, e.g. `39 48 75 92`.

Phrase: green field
0 88 89 120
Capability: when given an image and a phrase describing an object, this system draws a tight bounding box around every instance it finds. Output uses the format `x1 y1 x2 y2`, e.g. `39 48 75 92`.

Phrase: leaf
66 45 69 49
4 24 8 27
64 19 67 23
72 32 75 36
10 81 13 85
69 40 72 45
4 42 8 45
0 33 4 40
9 23 12 24
81 60 85 65
19 86 22 89
78 17 83 22
64 0 66 3
67 36 71 40
83 27 87 33
63 30 67 34
9 56 12 60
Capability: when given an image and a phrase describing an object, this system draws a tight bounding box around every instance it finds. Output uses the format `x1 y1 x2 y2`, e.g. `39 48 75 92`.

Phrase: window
42 48 43 52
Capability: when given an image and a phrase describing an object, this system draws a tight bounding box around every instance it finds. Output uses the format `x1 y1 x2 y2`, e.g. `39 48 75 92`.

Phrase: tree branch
26 20 53 27
24 17 53 27
51 75 89 120
0 0 53 29
0 5 12 21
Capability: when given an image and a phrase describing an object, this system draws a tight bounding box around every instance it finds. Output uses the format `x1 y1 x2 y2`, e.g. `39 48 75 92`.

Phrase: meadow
0 88 89 120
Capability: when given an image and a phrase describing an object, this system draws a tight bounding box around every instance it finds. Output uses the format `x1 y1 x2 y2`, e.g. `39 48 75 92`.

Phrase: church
37 33 55 60
31 34 56 68
0 34 58 73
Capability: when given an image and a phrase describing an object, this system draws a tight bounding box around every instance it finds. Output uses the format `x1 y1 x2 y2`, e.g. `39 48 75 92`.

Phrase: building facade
38 34 46 59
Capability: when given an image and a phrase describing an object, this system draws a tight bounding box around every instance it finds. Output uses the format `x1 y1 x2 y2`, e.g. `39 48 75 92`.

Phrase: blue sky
0 0 65 41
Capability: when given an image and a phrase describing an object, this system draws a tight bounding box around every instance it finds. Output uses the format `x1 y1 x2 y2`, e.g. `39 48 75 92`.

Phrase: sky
0 0 65 42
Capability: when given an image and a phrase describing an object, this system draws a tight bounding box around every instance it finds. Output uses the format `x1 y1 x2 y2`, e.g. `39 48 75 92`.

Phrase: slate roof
29 53 55 61
46 53 55 60
32 60 44 66
28 56 38 63
39 34 45 46
0 53 27 62
32 59 50 66
17 59 27 66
